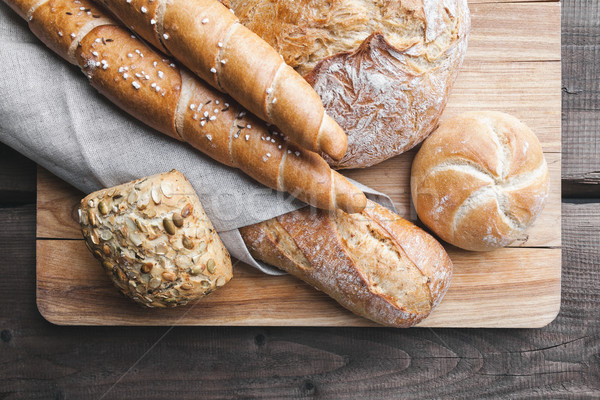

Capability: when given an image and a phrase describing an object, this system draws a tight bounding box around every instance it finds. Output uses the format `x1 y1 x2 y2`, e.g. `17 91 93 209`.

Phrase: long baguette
6 0 366 213
240 200 453 327
96 0 348 160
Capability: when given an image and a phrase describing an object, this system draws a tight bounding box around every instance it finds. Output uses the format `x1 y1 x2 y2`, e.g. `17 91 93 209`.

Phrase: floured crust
240 200 453 327
411 111 550 251
79 170 233 307
228 0 471 168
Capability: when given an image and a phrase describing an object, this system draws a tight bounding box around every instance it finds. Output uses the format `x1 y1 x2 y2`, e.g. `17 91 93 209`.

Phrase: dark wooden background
1 1 599 398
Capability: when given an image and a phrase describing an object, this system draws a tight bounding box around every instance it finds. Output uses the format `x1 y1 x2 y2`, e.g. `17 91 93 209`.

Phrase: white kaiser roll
410 111 549 251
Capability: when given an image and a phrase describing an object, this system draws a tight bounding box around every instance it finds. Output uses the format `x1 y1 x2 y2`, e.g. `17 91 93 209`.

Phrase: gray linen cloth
0 3 396 275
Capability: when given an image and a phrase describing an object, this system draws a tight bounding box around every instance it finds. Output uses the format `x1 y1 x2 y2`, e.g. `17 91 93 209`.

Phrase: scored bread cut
5 0 366 213
240 200 453 327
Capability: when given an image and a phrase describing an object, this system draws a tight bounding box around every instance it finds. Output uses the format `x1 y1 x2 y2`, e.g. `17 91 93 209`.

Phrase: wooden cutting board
36 0 562 328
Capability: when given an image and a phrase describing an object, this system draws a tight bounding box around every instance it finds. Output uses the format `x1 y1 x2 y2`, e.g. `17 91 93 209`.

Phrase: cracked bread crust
227 0 471 168
240 200 453 327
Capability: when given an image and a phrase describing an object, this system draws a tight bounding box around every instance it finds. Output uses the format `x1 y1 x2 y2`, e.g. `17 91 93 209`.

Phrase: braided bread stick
6 0 367 213
96 0 348 161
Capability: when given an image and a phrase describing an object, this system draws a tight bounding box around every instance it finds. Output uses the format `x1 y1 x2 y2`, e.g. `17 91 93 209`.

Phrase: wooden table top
2 0 599 398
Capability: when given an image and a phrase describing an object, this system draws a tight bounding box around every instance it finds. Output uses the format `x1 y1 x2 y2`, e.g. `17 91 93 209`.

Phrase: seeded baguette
6 0 366 214
97 0 348 160
79 170 232 308
240 200 453 327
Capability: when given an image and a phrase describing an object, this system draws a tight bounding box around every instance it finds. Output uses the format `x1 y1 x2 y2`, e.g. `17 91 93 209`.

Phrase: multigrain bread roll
226 0 470 169
79 170 232 307
240 200 453 327
411 111 550 251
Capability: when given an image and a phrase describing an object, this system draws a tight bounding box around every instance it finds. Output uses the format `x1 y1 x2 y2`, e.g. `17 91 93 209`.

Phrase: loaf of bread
6 0 367 213
227 0 471 169
96 0 348 160
79 170 232 307
240 200 453 327
411 111 550 251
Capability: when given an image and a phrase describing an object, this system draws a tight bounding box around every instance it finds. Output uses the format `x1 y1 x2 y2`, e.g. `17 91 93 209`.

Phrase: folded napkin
0 4 396 275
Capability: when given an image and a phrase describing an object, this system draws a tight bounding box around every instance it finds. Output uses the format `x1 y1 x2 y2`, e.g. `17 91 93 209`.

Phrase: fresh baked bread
6 0 367 213
79 170 232 307
411 111 550 252
240 200 453 327
97 0 349 160
226 0 471 168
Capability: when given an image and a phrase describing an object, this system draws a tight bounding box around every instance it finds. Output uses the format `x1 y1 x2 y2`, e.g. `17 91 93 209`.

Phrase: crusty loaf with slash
5 0 366 213
240 200 453 327
96 0 348 160
79 170 232 307
226 0 471 169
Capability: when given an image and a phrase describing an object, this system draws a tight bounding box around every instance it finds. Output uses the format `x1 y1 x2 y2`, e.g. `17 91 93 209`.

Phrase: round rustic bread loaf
411 111 550 251
226 0 470 168
79 170 232 307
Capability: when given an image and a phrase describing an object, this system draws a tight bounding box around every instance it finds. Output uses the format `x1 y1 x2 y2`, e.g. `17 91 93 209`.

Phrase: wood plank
562 0 600 189
0 143 36 205
467 2 561 62
37 152 562 247
36 239 560 328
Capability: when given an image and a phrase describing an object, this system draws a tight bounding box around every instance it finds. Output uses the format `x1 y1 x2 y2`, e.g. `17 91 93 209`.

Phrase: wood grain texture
562 0 600 194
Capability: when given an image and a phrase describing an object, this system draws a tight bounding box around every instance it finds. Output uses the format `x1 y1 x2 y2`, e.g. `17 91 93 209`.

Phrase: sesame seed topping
140 6 147 13
170 63 175 68
139 53 144 58
190 104 196 110
151 82 156 88
150 19 156 24
80 7 85 10
262 155 268 162
135 72 142 78
102 64 109 70
209 116 216 121
272 97 277 104
245 134 250 141
155 86 161 92
123 73 129 79
201 18 209 24
127 53 133 58
126 0 131 3
220 60 226 65
225 103 229 107
266 88 272 94
206 134 212 141
217 42 223 48
215 100 220 105
58 31 63 37
193 114 198 120
135 49 140 54
246 124 252 129
131 34 135 38
278 145 282 149
295 151 300 156
92 51 98 56
144 74 150 80
210 67 217 73
70 33 76 39
95 38 101 43
158 71 164 78
214 108 219 113
287 150 292 154
266 153 271 157
163 33 169 40
204 111 209 117
95 61 101 67
118 67 124 73
132 81 141 89
153 61 157 67
87 11 91 15
200 121 206 127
